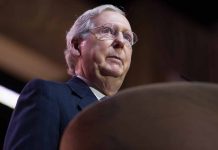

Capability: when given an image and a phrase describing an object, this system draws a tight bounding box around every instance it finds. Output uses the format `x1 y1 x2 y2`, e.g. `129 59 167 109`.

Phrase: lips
107 55 123 65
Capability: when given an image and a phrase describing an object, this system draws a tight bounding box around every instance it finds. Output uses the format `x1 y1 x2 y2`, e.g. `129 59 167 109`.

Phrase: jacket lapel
66 77 98 110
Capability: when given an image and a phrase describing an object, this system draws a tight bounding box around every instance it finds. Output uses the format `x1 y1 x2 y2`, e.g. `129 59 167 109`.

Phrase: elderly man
3 4 137 150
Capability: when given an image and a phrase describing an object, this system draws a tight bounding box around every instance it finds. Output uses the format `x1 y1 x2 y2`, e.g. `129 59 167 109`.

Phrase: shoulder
16 78 73 111
24 78 64 88
17 79 74 107
21 78 70 95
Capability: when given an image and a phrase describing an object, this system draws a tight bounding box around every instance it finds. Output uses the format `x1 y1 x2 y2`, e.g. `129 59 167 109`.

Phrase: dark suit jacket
3 77 98 150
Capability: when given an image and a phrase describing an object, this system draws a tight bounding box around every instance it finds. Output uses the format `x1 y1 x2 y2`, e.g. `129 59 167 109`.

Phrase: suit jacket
3 77 98 150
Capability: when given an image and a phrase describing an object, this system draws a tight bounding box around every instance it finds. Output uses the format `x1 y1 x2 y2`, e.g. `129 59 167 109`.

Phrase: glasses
88 23 138 46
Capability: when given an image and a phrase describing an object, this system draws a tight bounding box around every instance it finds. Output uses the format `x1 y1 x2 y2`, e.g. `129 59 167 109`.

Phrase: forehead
92 11 132 31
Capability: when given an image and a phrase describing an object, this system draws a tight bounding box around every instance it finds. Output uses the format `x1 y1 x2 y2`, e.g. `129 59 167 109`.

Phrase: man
3 4 137 150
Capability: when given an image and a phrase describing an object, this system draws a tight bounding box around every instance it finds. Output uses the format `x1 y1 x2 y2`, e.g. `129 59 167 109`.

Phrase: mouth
107 56 123 65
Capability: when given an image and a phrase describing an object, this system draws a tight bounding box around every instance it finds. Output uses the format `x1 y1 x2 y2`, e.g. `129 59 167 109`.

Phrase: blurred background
1 0 218 148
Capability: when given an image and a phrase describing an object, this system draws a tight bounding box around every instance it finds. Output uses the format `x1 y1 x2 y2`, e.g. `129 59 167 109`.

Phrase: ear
71 38 81 56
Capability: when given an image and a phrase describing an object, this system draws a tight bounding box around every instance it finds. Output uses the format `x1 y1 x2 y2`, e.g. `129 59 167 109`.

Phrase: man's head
65 4 137 95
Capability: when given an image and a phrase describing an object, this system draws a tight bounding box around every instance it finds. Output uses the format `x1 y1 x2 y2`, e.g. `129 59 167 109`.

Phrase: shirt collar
89 87 105 100
76 75 105 100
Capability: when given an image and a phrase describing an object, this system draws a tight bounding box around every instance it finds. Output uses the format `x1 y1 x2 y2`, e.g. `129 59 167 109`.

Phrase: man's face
76 11 133 83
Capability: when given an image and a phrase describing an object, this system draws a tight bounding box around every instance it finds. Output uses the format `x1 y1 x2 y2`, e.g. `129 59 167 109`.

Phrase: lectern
60 82 218 150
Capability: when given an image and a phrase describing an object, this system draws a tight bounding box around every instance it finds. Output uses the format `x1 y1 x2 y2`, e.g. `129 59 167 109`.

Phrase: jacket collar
66 76 98 110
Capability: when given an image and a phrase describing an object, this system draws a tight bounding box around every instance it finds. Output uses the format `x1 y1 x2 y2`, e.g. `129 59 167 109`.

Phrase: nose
112 32 124 49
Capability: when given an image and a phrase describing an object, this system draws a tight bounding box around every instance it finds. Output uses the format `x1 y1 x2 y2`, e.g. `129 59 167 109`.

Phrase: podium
60 82 218 150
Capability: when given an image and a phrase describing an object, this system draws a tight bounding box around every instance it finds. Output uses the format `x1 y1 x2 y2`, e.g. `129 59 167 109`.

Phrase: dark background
1 0 218 148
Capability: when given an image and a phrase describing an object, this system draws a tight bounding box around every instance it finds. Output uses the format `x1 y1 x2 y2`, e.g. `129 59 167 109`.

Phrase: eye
100 27 114 34
123 32 133 44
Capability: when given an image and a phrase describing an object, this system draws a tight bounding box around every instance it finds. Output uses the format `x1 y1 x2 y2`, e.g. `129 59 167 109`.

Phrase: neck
93 75 124 96
75 65 126 96
77 73 125 96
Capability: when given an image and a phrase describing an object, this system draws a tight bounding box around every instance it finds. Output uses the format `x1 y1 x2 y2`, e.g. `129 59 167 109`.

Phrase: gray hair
65 4 125 75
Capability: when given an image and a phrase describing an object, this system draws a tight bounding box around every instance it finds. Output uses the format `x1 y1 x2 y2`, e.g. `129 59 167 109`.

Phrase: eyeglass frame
83 23 138 46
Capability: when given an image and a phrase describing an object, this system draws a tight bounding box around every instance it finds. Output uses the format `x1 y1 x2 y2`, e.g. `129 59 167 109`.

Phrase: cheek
83 46 104 66
82 38 111 64
82 40 101 61
92 43 109 62
125 49 132 65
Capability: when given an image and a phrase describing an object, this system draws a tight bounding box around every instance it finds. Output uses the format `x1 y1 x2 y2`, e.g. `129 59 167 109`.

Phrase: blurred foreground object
61 82 218 150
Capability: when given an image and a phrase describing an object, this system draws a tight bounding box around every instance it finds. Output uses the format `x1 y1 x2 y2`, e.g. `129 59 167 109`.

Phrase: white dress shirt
76 75 105 100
